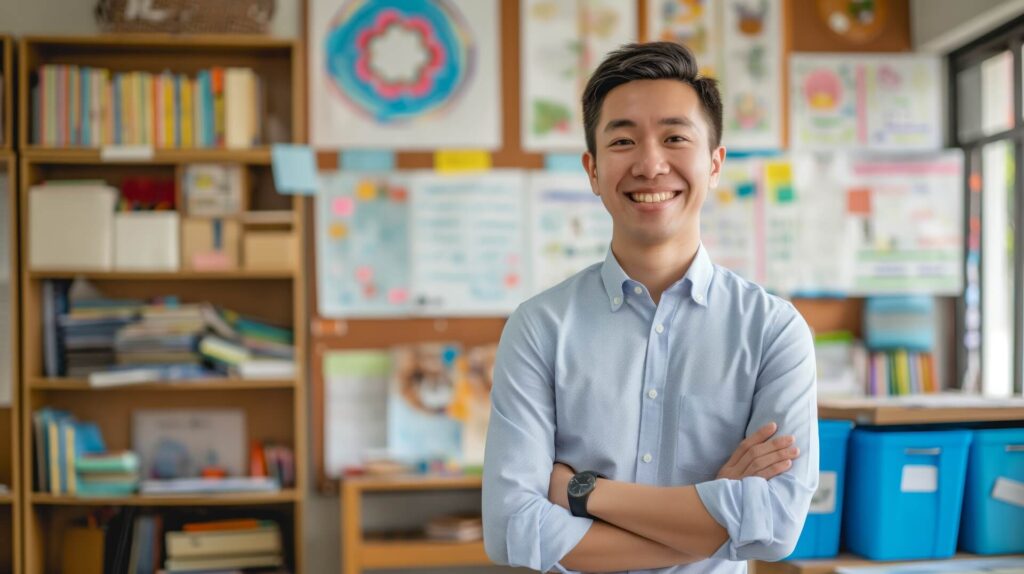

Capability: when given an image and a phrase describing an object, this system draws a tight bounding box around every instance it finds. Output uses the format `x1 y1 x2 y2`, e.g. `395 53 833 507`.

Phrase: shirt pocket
676 394 751 474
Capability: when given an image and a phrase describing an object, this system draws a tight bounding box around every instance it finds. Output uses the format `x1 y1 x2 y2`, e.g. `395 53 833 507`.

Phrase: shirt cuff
695 476 773 561
507 503 592 573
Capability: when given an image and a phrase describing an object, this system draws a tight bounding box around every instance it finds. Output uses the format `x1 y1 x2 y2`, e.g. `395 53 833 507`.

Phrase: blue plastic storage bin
843 428 972 560
788 420 854 559
959 427 1024 554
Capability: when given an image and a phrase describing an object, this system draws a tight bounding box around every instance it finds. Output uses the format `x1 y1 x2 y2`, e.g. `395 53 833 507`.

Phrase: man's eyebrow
602 117 697 132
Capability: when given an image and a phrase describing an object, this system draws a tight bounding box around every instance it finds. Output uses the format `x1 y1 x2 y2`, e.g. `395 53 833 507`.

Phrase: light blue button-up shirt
482 245 819 573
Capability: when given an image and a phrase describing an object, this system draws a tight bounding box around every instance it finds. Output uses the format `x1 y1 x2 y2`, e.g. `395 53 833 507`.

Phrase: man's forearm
586 479 728 558
560 519 701 572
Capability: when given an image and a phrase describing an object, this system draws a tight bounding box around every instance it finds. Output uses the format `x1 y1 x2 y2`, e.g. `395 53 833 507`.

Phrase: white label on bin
992 477 1024 508
901 465 938 493
809 471 837 514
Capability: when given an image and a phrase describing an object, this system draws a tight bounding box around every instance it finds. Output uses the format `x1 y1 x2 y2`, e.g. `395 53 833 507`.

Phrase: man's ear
582 152 599 196
708 146 727 189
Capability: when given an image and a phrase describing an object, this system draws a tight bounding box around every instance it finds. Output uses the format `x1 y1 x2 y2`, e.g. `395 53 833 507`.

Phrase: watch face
568 473 597 497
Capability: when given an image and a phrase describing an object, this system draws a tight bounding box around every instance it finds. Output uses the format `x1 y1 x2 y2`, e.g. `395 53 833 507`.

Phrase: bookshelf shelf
755 553 1024 574
360 540 489 569
18 34 308 574
31 489 300 506
28 269 295 280
29 377 297 391
22 146 273 165
818 400 1024 425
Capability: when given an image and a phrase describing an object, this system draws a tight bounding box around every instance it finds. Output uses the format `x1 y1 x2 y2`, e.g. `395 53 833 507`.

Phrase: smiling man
482 42 818 573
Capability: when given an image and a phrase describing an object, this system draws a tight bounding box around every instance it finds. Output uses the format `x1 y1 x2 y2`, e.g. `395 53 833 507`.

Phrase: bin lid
972 427 1024 446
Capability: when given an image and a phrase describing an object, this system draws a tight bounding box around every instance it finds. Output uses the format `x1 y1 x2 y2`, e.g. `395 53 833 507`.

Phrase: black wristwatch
567 470 605 519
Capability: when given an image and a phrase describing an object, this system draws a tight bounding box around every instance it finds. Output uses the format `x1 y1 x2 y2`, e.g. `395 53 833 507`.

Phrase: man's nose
631 144 670 179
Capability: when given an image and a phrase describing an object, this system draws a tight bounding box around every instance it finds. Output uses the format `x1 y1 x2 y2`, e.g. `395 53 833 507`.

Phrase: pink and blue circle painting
325 0 475 123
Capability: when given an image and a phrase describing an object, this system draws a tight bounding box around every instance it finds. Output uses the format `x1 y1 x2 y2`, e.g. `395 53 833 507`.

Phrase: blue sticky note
544 153 583 172
342 149 396 171
271 144 319 195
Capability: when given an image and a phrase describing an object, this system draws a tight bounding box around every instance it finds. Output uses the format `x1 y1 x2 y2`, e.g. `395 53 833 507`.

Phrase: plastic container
843 428 972 560
959 427 1024 554
788 420 854 559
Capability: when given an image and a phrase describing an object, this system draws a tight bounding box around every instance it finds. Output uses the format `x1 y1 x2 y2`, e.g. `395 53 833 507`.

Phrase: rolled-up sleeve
482 306 592 572
695 303 819 562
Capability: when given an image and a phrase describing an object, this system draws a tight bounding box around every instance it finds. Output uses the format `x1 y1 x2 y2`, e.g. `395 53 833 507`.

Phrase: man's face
583 79 725 250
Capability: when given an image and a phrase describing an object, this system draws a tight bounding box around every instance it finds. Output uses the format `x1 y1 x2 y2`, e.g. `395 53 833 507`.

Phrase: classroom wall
912 0 1024 52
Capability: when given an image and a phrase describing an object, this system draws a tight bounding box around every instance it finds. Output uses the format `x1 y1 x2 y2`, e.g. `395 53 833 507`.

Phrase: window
951 17 1024 396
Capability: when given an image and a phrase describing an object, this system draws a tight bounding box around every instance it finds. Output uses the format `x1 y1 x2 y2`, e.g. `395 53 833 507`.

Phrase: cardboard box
243 230 295 271
181 218 240 271
114 211 180 270
29 183 117 270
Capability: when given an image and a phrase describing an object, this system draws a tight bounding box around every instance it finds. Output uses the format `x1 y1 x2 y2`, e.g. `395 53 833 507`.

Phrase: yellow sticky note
716 189 734 204
765 162 792 186
356 180 377 201
330 223 348 239
435 150 492 173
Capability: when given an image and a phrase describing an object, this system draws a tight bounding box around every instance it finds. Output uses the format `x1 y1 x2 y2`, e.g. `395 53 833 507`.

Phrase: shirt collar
600 244 714 311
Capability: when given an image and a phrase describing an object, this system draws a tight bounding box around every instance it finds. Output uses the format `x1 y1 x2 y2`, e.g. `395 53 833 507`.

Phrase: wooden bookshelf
17 35 307 574
1 32 21 574
341 475 489 574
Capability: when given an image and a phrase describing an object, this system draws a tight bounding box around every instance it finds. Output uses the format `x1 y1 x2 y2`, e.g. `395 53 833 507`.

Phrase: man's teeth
630 191 676 203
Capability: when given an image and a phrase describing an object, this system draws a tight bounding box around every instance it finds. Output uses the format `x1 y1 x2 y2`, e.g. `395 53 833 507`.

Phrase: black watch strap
568 470 605 519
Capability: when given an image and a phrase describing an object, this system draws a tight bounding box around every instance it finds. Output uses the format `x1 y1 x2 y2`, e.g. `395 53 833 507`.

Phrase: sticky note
271 144 319 195
356 181 378 201
847 187 872 215
765 162 792 183
775 185 796 204
355 265 374 283
341 149 396 171
332 197 354 217
737 182 756 198
900 465 938 493
716 190 734 204
388 288 409 305
329 223 348 239
435 150 492 173
544 153 582 172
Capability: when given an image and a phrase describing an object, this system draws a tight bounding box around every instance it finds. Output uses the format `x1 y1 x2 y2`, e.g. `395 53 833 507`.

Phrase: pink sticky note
332 197 355 217
388 288 409 305
355 265 374 283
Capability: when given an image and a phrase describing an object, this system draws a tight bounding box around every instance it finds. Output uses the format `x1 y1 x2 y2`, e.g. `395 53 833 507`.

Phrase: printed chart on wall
310 0 501 149
646 0 719 76
317 171 529 317
317 172 412 317
527 172 612 295
792 151 964 295
790 54 942 150
323 350 390 477
521 0 637 151
411 172 528 315
700 158 761 283
721 0 782 150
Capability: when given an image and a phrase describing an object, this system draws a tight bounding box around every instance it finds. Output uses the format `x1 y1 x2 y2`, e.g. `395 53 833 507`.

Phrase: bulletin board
305 0 913 493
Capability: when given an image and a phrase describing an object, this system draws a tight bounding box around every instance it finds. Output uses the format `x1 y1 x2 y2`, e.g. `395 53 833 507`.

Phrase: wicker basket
95 0 276 35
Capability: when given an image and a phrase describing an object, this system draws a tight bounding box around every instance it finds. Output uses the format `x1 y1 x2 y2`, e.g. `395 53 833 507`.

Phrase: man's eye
666 135 689 143
609 139 633 146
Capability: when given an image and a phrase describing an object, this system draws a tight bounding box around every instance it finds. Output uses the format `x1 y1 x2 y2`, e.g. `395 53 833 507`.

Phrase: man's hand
716 422 799 480
548 462 575 510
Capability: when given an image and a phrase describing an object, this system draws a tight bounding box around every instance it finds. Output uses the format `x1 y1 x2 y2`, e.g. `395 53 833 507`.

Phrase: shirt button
655 324 665 334
642 453 653 463
634 286 643 295
695 294 704 302
613 296 622 305
648 389 658 399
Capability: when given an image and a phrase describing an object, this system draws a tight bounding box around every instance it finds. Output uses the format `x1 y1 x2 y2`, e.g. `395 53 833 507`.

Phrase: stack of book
199 307 295 379
114 303 205 366
60 297 141 378
164 520 284 572
31 407 140 496
32 64 264 149
867 350 939 396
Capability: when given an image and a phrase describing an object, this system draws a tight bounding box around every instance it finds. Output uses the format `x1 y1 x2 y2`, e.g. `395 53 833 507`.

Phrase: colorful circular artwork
324 0 474 123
